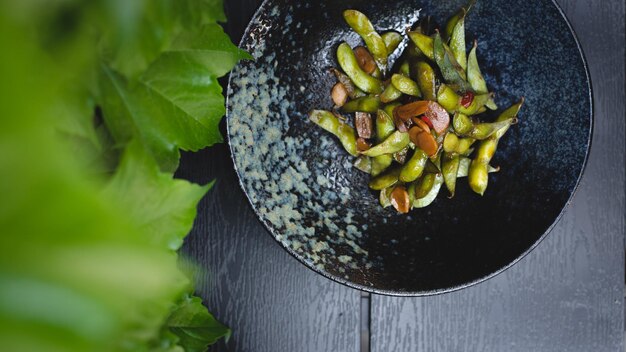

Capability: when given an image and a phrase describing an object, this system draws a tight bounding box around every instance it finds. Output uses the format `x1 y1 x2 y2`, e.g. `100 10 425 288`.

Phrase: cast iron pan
226 0 592 295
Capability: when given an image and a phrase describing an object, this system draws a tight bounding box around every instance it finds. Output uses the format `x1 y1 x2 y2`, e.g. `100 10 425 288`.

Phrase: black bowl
226 0 592 295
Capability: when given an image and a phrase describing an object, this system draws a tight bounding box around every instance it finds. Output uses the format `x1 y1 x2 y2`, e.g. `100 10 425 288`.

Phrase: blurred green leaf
99 24 250 171
104 141 211 250
167 295 231 352
0 0 247 350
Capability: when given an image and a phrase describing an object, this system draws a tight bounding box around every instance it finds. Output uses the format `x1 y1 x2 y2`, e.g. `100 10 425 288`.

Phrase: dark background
177 0 625 351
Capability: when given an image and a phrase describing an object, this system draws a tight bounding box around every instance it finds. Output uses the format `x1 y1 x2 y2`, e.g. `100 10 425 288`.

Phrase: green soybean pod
342 95 381 113
383 102 401 119
457 157 499 178
437 84 460 113
414 61 437 101
442 153 461 197
467 41 498 110
400 148 428 182
382 31 403 54
372 154 394 176
343 10 388 68
369 167 401 190
444 0 475 40
452 112 473 134
433 32 470 92
331 68 367 99
413 173 444 208
353 155 372 174
376 109 396 141
391 74 422 97
449 13 467 71
362 131 410 157
466 118 517 140
337 42 383 94
380 83 403 103
309 110 358 156
399 60 411 76
469 98 524 195
458 93 492 115
408 31 434 60
379 187 394 208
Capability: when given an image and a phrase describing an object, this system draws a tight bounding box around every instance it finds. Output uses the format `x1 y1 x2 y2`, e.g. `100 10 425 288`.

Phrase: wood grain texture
177 1 360 351
371 0 625 351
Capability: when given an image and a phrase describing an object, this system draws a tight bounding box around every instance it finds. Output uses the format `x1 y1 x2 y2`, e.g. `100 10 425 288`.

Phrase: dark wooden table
178 0 625 350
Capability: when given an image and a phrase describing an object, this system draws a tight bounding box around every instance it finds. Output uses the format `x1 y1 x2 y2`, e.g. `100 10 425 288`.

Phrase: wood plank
177 1 361 351
371 0 625 350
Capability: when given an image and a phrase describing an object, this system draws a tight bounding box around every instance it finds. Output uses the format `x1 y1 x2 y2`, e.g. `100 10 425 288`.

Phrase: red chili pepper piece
460 91 475 108
420 116 434 130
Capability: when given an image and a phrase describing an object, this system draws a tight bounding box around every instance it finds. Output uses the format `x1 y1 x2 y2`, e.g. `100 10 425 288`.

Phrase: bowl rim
225 0 594 297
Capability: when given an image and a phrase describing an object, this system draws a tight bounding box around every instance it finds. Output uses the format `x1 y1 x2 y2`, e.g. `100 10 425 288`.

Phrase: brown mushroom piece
356 137 371 152
411 117 431 133
355 112 373 138
331 82 349 107
424 101 450 134
353 46 378 74
416 131 439 157
390 185 410 213
395 101 429 122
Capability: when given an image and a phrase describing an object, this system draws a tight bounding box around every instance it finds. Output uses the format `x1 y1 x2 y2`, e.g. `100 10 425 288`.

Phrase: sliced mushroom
408 126 424 145
356 137 371 152
392 107 409 132
424 101 450 134
331 82 349 107
353 46 377 74
395 101 429 121
390 186 410 213
415 131 439 156
411 117 431 134
355 112 373 139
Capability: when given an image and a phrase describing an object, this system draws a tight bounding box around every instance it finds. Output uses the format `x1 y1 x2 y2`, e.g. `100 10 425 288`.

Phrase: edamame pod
442 153 461 197
444 0 475 40
458 93 492 115
449 13 467 71
380 83 403 103
464 118 517 140
457 157 498 178
469 98 524 195
337 42 383 94
361 131 410 157
452 112 473 134
331 68 367 99
376 109 395 141
437 84 461 112
408 31 434 60
399 60 411 76
433 32 470 92
343 10 388 68
400 148 428 182
467 42 498 110
369 167 401 190
413 173 444 208
342 95 381 113
382 31 402 54
309 110 358 156
383 102 401 119
353 156 372 173
414 61 437 101
391 74 422 97
379 187 393 208
372 154 393 176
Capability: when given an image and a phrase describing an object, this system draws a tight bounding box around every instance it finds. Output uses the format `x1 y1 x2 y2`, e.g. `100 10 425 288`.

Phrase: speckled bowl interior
226 0 592 295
